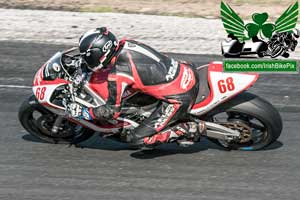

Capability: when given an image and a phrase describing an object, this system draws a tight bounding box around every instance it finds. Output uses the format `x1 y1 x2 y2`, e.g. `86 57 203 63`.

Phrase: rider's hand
67 103 92 120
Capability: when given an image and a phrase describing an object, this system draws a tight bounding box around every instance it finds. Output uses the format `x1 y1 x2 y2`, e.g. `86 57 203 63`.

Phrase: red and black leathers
89 39 199 144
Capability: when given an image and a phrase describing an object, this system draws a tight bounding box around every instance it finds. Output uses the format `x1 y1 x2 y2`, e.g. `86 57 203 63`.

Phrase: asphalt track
0 41 300 200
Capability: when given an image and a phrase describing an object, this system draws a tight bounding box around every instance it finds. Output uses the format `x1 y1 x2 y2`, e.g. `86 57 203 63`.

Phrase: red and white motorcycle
18 48 282 150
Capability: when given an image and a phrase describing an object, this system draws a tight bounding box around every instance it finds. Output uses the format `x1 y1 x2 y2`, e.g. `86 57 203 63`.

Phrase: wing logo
221 1 299 41
220 1 299 58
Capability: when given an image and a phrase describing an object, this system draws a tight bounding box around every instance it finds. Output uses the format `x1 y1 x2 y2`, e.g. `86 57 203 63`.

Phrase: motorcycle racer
67 27 204 147
266 28 299 58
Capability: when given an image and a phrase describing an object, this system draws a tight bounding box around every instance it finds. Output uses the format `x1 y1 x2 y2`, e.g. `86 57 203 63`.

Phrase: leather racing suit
88 39 200 145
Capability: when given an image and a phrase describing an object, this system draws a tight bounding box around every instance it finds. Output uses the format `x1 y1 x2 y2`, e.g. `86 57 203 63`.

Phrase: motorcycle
265 31 298 58
18 47 283 150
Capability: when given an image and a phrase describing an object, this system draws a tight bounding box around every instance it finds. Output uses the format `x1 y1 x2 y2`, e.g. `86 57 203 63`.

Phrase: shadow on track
22 133 218 151
22 134 48 143
130 143 209 159
22 133 283 159
129 141 283 159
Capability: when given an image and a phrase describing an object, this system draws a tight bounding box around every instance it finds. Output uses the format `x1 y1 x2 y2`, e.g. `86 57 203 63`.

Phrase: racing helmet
79 27 118 70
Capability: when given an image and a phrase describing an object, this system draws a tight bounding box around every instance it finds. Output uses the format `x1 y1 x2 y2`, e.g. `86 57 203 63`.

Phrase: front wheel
270 44 284 58
18 95 95 144
204 92 282 150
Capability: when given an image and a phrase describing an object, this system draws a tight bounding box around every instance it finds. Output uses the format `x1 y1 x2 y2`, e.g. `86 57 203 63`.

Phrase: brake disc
37 116 74 138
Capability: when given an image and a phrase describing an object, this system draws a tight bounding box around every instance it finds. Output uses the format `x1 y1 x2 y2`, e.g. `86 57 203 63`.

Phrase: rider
267 28 299 58
68 27 204 146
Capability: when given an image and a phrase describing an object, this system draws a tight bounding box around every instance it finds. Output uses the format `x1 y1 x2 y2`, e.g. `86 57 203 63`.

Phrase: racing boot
124 130 159 150
141 121 206 147
176 121 206 147
125 121 206 148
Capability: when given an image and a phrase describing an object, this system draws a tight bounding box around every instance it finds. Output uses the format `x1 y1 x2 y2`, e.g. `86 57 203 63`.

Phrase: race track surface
0 41 300 200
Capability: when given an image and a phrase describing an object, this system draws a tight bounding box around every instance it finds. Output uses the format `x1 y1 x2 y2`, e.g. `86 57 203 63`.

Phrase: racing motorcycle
18 47 283 150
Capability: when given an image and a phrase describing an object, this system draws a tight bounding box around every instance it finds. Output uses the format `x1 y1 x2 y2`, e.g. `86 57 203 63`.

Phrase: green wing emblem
220 1 247 41
275 1 299 33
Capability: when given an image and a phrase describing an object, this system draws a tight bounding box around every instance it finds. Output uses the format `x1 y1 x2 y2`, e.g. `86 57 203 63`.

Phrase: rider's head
79 27 118 70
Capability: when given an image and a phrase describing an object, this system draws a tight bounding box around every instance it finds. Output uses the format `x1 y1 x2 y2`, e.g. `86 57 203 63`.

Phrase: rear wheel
204 92 282 150
18 95 94 144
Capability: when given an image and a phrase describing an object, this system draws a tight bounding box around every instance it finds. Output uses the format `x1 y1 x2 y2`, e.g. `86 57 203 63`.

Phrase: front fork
51 115 64 134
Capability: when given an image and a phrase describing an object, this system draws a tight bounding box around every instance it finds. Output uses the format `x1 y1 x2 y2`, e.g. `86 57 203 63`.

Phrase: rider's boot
176 121 206 147
141 121 206 147
124 121 206 148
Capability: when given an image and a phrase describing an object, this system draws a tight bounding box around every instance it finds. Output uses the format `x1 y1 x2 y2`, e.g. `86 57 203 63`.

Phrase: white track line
0 84 31 89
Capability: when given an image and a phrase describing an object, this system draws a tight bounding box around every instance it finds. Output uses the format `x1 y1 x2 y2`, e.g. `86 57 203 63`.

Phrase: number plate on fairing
191 62 258 115
32 84 66 108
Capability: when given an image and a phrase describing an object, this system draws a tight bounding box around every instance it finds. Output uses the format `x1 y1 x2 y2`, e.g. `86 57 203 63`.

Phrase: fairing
190 62 259 115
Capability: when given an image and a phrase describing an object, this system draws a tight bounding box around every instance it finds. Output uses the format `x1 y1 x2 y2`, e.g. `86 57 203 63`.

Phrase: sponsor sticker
102 40 113 52
154 104 175 129
180 67 194 89
166 59 178 81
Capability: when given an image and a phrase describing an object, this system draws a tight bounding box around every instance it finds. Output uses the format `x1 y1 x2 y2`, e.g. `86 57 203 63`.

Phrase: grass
80 6 115 13
232 0 287 3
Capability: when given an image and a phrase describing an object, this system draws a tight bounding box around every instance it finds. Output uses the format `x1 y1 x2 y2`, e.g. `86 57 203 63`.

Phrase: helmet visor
82 49 102 68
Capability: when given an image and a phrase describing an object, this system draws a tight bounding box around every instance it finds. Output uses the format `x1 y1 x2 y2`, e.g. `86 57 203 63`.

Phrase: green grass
80 6 114 13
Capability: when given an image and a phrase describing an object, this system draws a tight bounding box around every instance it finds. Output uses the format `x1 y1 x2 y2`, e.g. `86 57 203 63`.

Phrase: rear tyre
204 92 282 151
18 95 94 144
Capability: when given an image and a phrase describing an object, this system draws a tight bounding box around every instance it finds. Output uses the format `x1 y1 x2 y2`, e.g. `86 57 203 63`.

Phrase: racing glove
67 103 92 120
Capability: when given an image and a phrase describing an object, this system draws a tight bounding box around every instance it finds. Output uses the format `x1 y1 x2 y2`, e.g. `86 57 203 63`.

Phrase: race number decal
217 77 235 93
36 87 47 100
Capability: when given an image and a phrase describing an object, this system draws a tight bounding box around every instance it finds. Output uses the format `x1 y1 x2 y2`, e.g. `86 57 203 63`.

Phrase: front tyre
18 95 94 144
205 92 282 150
270 44 284 58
